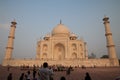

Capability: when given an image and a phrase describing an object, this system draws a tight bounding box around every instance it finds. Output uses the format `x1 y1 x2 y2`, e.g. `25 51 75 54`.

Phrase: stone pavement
0 65 120 80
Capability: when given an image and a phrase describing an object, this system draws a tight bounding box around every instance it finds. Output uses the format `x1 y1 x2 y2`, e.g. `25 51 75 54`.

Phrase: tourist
85 72 92 80
49 66 54 80
32 68 37 80
38 62 53 80
7 73 12 80
25 71 31 80
33 68 37 79
66 66 71 75
60 76 66 80
19 73 25 80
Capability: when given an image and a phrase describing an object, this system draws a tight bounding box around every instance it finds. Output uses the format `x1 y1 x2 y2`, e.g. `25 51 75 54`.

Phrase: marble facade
2 17 119 67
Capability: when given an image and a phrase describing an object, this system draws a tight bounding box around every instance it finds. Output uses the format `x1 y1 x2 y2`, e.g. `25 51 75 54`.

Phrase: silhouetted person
33 69 37 78
49 66 54 80
33 65 37 78
25 71 31 80
7 73 12 80
32 69 37 80
60 76 66 80
38 62 53 80
19 73 25 80
66 66 71 75
85 72 92 80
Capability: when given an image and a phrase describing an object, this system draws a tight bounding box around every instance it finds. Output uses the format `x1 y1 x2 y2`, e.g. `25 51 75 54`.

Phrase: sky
0 0 120 64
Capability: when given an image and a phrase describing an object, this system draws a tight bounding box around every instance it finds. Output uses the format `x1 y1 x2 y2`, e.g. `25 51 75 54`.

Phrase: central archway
54 43 65 60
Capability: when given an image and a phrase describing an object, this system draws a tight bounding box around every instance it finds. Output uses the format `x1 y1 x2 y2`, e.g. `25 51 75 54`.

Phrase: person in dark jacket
85 72 92 80
19 73 25 80
7 73 12 80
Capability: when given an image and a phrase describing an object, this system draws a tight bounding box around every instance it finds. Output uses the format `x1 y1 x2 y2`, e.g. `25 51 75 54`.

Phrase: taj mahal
2 17 119 67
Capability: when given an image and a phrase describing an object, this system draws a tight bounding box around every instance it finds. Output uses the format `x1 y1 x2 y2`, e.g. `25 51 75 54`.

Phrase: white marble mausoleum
2 17 119 67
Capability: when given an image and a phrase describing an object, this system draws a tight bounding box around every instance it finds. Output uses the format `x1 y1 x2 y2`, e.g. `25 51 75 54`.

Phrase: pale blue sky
0 0 120 64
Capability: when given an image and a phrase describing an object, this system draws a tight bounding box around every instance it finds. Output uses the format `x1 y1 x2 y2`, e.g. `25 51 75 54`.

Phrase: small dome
70 33 77 37
70 33 77 40
44 33 51 40
52 24 70 36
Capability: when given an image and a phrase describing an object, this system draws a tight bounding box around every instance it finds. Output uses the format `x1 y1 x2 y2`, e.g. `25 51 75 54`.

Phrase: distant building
2 17 119 67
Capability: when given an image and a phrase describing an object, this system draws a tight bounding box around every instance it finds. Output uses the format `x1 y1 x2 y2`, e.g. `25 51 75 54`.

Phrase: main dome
52 24 70 36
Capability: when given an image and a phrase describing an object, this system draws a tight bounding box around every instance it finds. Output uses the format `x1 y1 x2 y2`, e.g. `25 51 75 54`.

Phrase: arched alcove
43 44 48 51
54 43 65 60
72 52 77 59
42 53 47 59
72 43 77 50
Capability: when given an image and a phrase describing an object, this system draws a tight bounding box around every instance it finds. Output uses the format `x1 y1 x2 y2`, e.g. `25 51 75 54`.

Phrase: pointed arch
43 44 48 51
72 43 77 50
54 43 65 60
42 53 47 59
72 52 77 59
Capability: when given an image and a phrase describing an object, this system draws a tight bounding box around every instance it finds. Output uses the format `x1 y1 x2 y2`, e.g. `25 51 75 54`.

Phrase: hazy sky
0 0 120 64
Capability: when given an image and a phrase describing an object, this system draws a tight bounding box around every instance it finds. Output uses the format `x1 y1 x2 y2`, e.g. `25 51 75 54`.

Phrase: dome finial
104 15 107 18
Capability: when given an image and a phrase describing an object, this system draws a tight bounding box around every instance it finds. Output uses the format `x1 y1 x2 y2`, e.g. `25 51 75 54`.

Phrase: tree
100 55 109 58
88 53 96 59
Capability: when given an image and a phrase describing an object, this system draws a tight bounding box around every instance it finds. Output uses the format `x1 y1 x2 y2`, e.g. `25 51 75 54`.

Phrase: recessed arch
42 53 47 59
43 44 48 51
72 43 77 50
54 43 65 60
72 52 77 59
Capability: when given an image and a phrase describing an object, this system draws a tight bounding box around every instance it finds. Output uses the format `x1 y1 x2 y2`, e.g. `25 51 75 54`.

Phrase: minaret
84 42 88 59
103 16 117 59
4 20 17 60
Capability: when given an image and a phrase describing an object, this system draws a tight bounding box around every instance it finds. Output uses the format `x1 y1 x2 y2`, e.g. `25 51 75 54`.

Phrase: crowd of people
7 62 92 80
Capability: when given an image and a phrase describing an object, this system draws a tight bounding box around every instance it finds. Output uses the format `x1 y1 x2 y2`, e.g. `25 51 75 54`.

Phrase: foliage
100 55 109 58
88 53 96 59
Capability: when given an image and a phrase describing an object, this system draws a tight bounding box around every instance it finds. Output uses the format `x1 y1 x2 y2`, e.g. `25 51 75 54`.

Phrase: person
19 73 25 80
7 73 12 80
49 66 54 80
85 72 92 80
25 71 31 80
33 65 37 78
66 66 71 75
38 62 53 80
33 68 37 79
60 76 66 80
